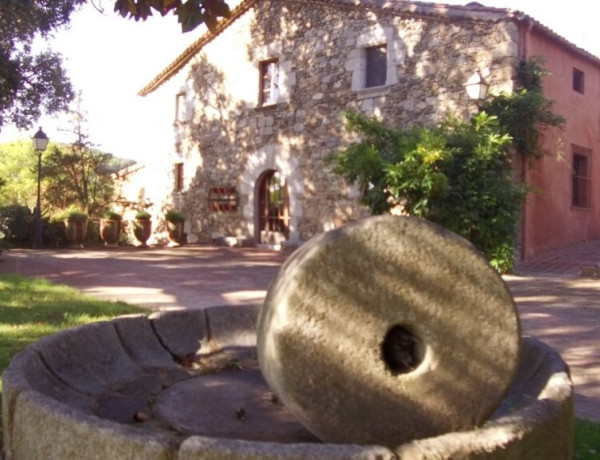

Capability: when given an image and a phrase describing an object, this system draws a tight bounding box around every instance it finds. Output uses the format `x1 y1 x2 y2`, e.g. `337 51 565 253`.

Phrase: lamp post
32 127 49 249
465 70 490 103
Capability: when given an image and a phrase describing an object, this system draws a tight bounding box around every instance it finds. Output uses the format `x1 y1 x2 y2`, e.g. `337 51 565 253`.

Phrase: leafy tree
0 0 87 130
0 0 231 132
114 0 231 32
0 140 38 207
40 95 117 216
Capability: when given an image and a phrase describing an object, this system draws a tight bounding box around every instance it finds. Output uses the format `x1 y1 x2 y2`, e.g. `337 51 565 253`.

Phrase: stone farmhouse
138 0 600 260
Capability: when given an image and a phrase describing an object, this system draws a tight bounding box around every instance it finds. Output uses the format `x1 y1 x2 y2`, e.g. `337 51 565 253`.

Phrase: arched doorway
257 169 289 244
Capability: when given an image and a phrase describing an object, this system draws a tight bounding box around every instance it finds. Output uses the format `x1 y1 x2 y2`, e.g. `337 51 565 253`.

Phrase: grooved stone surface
258 215 521 446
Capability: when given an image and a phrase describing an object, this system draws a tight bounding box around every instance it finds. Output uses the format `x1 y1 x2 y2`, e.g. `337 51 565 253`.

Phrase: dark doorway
257 170 289 243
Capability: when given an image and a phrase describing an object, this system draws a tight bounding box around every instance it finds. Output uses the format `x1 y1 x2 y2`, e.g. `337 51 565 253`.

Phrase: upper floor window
572 146 591 208
573 68 585 94
174 162 184 193
349 26 404 94
259 59 279 106
175 93 186 122
365 45 387 88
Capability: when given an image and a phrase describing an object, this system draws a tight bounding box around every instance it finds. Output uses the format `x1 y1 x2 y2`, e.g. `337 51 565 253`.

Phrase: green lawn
0 273 598 457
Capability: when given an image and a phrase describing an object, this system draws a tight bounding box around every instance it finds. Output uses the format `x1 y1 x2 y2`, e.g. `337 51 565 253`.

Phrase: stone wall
173 0 519 244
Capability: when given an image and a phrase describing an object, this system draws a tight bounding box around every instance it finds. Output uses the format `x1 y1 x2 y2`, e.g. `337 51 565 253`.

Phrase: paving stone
258 215 521 446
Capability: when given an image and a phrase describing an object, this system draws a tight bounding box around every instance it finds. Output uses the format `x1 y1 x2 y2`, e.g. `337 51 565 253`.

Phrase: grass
0 274 599 456
576 418 600 459
0 273 144 447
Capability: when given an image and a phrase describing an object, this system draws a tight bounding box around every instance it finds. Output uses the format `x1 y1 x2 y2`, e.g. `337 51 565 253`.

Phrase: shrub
331 111 525 273
0 205 34 247
135 210 152 220
165 210 184 223
65 209 88 222
102 210 122 221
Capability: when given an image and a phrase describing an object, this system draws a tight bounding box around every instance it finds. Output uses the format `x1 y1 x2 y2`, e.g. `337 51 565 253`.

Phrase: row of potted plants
64 209 185 248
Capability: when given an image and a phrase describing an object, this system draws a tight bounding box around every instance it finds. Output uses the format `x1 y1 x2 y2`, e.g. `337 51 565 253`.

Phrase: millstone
257 215 521 446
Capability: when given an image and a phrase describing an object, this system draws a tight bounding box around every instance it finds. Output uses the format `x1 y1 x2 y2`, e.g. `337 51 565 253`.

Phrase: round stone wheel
257 215 521 446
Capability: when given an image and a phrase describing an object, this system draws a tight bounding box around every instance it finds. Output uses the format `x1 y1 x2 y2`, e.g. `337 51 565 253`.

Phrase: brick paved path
1 242 599 421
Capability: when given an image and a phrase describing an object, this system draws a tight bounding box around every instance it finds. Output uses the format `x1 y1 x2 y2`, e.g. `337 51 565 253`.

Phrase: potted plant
64 209 88 248
100 210 122 247
165 209 185 246
133 210 152 247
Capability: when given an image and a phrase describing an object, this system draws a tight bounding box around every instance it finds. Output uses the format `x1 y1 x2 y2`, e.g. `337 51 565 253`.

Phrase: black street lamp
32 127 49 249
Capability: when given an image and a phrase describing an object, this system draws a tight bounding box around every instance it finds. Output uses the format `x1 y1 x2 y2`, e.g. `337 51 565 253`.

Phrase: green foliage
575 418 600 460
332 111 525 272
483 58 565 160
165 209 184 223
40 95 117 216
0 141 38 208
331 59 563 272
113 0 231 33
135 210 152 220
103 210 122 221
0 205 33 247
64 209 88 222
0 0 86 129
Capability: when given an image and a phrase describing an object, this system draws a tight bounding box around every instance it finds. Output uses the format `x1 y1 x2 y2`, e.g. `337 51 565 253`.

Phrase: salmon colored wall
520 27 600 259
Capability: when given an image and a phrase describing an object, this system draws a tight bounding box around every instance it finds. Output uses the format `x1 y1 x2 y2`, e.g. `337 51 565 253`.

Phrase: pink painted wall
520 27 600 260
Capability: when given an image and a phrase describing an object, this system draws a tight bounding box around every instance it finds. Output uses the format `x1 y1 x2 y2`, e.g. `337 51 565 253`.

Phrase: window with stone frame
365 45 387 88
259 59 280 106
174 162 184 193
572 145 591 208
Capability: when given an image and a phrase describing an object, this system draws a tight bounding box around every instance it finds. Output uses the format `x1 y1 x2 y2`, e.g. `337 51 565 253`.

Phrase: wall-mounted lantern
465 70 489 102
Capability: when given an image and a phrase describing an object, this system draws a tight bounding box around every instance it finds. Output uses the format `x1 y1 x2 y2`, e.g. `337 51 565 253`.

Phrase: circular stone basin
2 278 574 458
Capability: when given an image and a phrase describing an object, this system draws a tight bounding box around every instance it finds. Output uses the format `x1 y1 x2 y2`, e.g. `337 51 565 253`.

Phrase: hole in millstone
382 325 424 375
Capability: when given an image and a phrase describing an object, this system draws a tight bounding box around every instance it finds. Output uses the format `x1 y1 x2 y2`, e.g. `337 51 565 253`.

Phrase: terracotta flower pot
100 219 122 246
134 218 152 247
65 218 88 249
167 220 185 246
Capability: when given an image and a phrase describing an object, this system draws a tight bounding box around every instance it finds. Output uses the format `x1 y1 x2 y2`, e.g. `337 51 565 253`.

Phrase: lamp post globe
32 127 49 249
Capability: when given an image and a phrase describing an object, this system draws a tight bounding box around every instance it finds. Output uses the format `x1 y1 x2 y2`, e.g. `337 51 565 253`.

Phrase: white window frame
251 41 294 108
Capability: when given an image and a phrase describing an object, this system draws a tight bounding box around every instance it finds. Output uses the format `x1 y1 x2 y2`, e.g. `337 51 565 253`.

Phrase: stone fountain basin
2 305 573 459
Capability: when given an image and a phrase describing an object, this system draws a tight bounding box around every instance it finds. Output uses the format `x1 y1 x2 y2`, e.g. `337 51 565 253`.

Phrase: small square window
572 146 591 208
365 45 387 88
259 59 279 106
573 68 585 93
174 163 184 192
